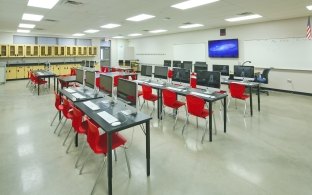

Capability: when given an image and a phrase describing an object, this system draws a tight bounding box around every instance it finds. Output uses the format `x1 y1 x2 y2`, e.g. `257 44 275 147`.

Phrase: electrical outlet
287 79 292 83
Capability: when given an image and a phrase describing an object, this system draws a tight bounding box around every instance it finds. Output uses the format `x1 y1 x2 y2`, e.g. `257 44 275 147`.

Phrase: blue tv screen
208 39 239 58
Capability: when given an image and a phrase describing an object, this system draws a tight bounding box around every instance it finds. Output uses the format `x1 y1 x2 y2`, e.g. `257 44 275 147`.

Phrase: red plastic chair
190 72 197 88
70 68 77 75
54 97 74 136
79 119 131 194
162 89 186 128
228 82 250 116
113 75 122 87
30 72 47 93
167 69 173 82
50 92 64 127
100 66 109 73
183 94 216 143
140 84 158 116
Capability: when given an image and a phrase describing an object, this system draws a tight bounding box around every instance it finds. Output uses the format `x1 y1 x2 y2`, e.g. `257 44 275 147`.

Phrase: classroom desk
32 70 56 95
222 80 260 116
137 79 228 142
57 75 76 90
100 71 137 78
75 98 152 195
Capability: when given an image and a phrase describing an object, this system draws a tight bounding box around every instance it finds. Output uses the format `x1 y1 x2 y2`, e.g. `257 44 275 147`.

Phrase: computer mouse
111 121 121 126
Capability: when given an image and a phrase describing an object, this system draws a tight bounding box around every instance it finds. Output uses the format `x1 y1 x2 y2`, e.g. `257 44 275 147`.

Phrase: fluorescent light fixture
179 23 203 28
17 29 30 33
112 36 124 39
225 14 262 22
27 0 59 9
101 23 121 29
171 0 219 10
126 14 155 22
72 33 85 36
128 33 142 37
22 13 44 21
149 29 167 33
307 5 312 10
84 29 100 33
18 23 36 29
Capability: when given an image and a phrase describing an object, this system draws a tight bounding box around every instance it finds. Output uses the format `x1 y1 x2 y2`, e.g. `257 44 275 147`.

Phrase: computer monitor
173 60 182 68
182 61 192 71
99 74 113 96
172 68 190 84
164 60 171 67
85 70 95 89
154 66 168 79
197 71 221 89
125 60 130 66
194 63 208 74
234 65 255 80
76 68 84 85
118 60 124 66
212 64 230 76
117 78 137 108
141 65 153 77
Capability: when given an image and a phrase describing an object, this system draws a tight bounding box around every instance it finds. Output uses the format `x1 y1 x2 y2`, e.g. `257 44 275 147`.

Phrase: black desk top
100 72 137 77
136 80 227 102
58 75 76 82
59 87 104 102
75 98 152 132
33 70 56 77
221 79 260 86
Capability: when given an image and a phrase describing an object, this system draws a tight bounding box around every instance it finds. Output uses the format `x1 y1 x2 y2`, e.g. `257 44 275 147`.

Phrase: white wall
128 17 312 94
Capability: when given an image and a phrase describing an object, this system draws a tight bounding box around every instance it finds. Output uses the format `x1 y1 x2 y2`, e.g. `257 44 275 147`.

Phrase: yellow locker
0 45 8 57
16 66 25 79
6 67 17 80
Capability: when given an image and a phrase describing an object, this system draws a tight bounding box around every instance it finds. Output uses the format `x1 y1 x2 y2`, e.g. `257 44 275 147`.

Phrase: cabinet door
17 45 25 57
66 47 71 56
6 67 17 80
40 46 46 56
24 66 32 78
16 66 25 79
33 45 39 57
0 45 8 57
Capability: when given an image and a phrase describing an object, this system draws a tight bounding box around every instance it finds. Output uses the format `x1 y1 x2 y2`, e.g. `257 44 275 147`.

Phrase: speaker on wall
220 28 226 36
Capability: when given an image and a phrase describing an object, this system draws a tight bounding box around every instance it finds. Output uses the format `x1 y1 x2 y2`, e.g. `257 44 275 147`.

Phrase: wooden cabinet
40 46 54 57
25 45 39 57
6 67 17 80
78 46 88 56
54 46 65 57
88 46 97 56
66 46 77 56
9 45 24 57
0 45 8 57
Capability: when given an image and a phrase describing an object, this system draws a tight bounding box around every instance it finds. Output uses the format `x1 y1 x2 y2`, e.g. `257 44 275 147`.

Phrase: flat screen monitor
85 70 95 89
118 60 124 66
164 60 171 67
234 65 255 79
172 68 190 84
208 39 239 58
154 66 168 79
141 65 152 77
212 64 230 76
117 78 137 108
125 60 130 66
197 71 221 89
76 68 84 85
173 60 182 68
194 64 208 74
182 61 192 71
99 74 113 96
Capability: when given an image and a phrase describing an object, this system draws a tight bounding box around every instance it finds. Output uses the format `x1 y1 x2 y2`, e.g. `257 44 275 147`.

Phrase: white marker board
244 38 312 70
173 43 206 62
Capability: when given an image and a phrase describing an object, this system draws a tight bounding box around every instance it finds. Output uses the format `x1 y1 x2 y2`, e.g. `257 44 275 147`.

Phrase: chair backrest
186 94 205 116
261 68 271 83
72 107 83 132
162 89 177 107
190 72 197 88
70 68 76 76
114 75 122 87
167 69 173 79
54 91 62 109
229 83 246 98
62 97 72 117
142 84 153 99
86 119 100 152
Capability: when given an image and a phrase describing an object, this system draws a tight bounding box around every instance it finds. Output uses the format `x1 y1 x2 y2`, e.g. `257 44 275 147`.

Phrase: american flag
307 16 312 40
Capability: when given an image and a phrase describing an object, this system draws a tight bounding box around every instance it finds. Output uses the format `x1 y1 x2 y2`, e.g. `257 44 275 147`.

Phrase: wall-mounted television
208 39 239 58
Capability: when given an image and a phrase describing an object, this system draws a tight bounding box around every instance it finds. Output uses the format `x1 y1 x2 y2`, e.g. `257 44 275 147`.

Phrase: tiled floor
0 80 312 195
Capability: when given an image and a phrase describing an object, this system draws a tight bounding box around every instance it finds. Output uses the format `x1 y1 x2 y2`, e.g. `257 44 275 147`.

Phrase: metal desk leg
56 78 59 93
107 132 113 195
48 77 51 89
54 77 56 91
249 86 253 116
157 89 162 120
257 85 260 112
38 81 40 96
209 102 212 142
146 120 150 176
75 133 78 147
224 97 227 133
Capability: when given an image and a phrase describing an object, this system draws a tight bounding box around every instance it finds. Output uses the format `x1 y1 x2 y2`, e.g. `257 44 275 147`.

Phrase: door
100 47 110 66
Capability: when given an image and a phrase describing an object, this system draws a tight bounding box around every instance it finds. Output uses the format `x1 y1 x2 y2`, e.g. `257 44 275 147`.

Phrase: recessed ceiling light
307 5 312 10
171 0 219 10
128 33 142 37
27 0 59 9
101 23 121 29
18 23 36 29
22 13 44 21
126 14 155 22
84 29 100 33
72 33 85 36
225 14 262 22
149 29 167 33
179 23 204 28
17 29 30 33
112 36 124 39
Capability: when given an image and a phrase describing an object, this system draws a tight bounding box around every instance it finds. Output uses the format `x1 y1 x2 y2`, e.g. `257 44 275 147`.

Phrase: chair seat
64 110 74 119
234 94 249 100
144 94 158 102
167 101 185 109
92 133 127 154
77 121 88 134
57 105 64 111
191 109 212 119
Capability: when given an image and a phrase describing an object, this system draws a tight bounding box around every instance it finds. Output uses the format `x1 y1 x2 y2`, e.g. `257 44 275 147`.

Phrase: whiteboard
244 38 312 70
173 43 206 62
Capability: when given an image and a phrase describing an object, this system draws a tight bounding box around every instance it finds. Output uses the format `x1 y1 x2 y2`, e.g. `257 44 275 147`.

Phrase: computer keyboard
83 101 100 110
72 93 86 99
190 92 215 99
97 111 119 124
166 87 182 92
64 88 76 93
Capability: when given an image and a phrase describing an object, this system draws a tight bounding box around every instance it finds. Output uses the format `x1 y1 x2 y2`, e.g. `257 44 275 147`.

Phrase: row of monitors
76 68 137 108
164 60 206 70
118 60 131 66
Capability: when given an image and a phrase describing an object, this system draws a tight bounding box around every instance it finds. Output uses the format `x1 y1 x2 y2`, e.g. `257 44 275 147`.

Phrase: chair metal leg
50 111 58 126
79 151 91 175
66 133 75 154
201 118 209 143
244 100 247 117
53 116 64 134
140 100 145 110
63 127 73 146
173 109 178 128
213 114 217 135
150 101 155 117
91 157 107 195
182 114 189 134
114 149 117 162
196 117 198 128
58 119 68 136
123 147 131 178
75 140 87 168
235 99 237 109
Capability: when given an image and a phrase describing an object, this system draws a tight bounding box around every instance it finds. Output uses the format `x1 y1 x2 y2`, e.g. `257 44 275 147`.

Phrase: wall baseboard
262 87 312 96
